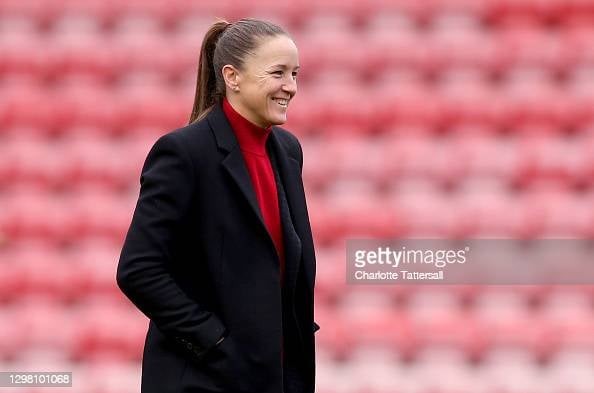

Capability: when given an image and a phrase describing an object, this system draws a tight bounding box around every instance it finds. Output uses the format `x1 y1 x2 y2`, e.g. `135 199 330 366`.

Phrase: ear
222 64 240 92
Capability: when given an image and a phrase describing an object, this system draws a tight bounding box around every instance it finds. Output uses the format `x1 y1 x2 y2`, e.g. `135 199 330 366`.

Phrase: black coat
116 101 319 393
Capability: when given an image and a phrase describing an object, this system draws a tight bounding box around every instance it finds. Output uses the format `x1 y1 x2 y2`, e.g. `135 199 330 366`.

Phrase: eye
292 72 298 80
272 71 283 77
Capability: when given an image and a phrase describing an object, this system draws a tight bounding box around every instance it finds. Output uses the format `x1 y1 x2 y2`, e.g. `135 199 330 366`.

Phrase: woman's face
224 34 299 128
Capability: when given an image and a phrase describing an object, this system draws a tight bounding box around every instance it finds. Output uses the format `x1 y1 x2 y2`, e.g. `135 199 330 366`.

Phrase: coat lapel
268 130 314 298
206 103 267 234
206 102 312 296
269 140 302 299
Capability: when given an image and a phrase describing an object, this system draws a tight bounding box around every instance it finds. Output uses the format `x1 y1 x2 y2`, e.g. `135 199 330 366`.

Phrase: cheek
262 79 281 96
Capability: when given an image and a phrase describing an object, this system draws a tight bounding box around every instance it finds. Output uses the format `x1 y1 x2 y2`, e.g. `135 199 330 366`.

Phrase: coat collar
206 101 312 297
206 100 302 245
221 96 272 156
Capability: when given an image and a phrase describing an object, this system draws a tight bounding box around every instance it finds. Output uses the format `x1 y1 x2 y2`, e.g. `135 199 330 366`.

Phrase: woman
116 18 319 393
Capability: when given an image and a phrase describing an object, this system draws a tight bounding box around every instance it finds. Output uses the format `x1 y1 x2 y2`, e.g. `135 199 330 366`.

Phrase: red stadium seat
1 186 69 244
69 186 135 243
321 184 401 241
411 347 475 392
74 238 125 299
17 247 83 301
0 247 27 302
297 27 367 76
71 299 147 361
452 183 517 237
367 0 439 25
486 0 550 27
10 296 75 353
0 29 48 79
434 71 496 127
299 12 355 32
547 348 594 393
320 134 389 184
0 306 29 360
47 83 114 131
362 26 427 76
474 289 550 356
370 83 440 129
0 84 54 130
110 84 189 131
48 27 109 82
425 23 497 73
6 134 70 189
478 347 541 392
346 346 403 392
295 83 375 131
382 133 437 181
407 290 481 355
313 245 348 303
59 134 153 191
448 128 518 182
73 357 142 393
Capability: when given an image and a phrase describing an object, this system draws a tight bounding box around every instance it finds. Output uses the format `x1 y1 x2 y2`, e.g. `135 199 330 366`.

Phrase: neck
224 96 270 129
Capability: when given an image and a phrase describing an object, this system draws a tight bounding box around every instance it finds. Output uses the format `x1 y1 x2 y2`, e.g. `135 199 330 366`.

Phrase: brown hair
188 17 289 124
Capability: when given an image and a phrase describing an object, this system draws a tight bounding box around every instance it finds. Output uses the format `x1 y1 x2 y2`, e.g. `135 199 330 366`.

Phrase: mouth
271 97 289 108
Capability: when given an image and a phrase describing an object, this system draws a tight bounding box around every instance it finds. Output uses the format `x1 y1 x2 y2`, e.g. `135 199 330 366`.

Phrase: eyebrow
270 64 300 70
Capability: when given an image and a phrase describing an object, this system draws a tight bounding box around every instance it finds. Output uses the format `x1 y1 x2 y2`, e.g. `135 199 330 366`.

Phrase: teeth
273 98 288 106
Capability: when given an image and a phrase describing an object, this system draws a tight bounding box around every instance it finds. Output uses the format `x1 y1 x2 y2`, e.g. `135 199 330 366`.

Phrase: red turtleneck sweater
221 97 286 286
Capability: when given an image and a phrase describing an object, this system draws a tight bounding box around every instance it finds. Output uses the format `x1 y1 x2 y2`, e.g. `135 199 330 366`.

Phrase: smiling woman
116 17 318 393
189 19 300 127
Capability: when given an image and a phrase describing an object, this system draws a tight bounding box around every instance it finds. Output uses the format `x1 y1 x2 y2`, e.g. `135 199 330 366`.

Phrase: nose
282 77 297 96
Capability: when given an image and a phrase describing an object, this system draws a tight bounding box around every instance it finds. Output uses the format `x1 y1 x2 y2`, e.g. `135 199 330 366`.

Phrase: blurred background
1 0 594 392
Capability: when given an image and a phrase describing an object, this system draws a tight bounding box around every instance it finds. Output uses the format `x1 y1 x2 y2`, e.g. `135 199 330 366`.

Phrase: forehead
246 35 299 68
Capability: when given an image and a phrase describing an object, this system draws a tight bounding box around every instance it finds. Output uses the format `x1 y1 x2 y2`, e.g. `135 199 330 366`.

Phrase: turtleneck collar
222 96 272 156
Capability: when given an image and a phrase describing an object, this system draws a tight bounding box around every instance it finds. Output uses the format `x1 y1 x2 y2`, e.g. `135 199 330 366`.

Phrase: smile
272 98 289 107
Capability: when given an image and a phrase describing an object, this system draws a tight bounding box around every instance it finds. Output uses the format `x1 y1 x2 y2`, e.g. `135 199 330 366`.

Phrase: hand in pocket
203 333 236 384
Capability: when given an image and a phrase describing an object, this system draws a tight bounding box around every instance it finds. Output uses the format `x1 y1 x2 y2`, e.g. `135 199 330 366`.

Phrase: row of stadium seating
2 131 594 188
2 240 594 303
2 31 594 79
0 291 592 361
1 0 594 29
2 185 594 247
1 345 593 393
2 83 593 131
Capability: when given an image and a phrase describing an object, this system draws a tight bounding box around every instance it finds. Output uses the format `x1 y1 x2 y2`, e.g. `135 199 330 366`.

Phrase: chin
269 115 287 125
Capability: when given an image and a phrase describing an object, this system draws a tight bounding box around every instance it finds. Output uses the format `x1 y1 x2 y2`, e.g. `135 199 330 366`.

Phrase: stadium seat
362 26 426 76
297 27 368 76
71 299 147 361
10 296 75 353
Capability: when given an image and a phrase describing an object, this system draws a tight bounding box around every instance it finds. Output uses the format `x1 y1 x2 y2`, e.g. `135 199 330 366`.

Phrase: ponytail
188 19 230 124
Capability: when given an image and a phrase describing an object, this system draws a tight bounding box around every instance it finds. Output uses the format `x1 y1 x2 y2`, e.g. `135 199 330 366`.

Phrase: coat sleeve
116 132 227 360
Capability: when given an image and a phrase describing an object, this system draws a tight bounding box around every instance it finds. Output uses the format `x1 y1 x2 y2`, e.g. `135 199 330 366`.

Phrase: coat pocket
198 332 249 390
